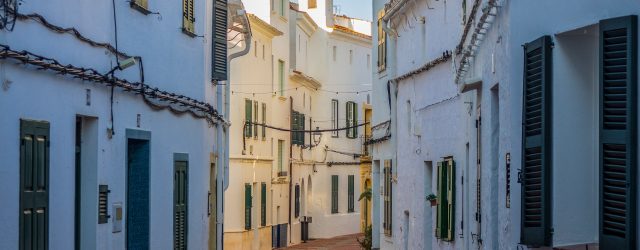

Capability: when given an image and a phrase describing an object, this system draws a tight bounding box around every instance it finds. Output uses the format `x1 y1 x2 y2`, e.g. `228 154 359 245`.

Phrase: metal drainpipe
288 97 293 245
218 8 251 250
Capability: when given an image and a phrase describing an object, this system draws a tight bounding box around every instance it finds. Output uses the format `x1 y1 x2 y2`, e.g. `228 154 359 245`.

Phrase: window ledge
130 2 152 15
182 28 197 38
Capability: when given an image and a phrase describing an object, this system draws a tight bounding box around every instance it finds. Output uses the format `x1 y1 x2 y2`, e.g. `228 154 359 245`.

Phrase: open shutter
212 0 228 80
295 184 300 218
436 161 442 238
353 103 358 138
262 103 267 140
261 182 266 227
245 99 252 138
599 15 637 250
346 102 351 138
182 0 195 34
245 184 252 230
331 175 339 213
300 114 306 145
521 35 552 247
438 161 449 239
174 158 188 250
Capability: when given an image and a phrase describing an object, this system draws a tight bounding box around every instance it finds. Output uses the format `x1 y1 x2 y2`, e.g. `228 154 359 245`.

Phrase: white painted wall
0 0 220 249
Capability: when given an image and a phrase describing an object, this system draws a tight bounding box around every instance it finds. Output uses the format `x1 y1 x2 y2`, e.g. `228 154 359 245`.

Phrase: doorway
126 130 151 250
74 116 98 250
209 155 217 250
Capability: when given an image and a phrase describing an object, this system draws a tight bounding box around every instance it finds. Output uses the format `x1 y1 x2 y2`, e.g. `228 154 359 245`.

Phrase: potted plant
426 194 437 206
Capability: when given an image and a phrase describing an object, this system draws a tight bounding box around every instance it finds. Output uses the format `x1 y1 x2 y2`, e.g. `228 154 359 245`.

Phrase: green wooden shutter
438 161 450 240
174 158 188 250
254 101 259 139
521 35 552 247
245 183 252 230
348 175 355 212
212 0 228 80
262 103 267 140
295 184 300 218
300 114 306 145
445 159 456 241
245 99 252 138
599 15 637 250
346 102 351 138
331 175 339 213
20 119 50 250
353 103 358 138
435 161 443 238
261 182 266 227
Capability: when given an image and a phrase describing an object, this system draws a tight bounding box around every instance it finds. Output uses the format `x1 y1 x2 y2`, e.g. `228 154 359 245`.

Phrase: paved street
279 234 364 250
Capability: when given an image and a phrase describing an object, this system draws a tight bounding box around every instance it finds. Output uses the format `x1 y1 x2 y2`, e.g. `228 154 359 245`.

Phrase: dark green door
20 120 50 250
127 139 150 250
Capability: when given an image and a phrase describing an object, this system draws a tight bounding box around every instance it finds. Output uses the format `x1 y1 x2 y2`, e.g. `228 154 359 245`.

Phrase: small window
182 0 195 35
308 0 317 9
333 46 337 61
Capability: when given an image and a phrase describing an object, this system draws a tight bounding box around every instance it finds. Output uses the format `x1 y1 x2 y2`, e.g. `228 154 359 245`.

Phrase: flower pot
429 200 437 206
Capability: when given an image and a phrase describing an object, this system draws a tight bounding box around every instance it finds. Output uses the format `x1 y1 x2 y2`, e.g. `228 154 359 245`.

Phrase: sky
333 0 372 21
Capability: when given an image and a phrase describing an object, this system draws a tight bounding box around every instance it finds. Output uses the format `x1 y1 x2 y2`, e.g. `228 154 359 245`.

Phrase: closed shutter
599 15 637 250
245 99 252 138
245 184 252 230
261 182 267 227
436 161 443 238
174 158 188 250
521 35 552 247
383 160 393 236
348 175 355 212
212 0 228 80
295 184 300 218
445 159 456 241
20 120 50 250
182 0 195 34
331 175 339 213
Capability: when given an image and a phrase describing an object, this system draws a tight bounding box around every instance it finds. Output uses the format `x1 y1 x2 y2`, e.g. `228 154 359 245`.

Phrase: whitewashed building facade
372 0 639 249
0 0 229 249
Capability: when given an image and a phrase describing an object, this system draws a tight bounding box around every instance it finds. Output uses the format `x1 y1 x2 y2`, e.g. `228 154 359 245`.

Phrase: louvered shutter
212 0 228 80
446 159 456 241
346 102 351 138
245 183 252 230
521 35 552 247
182 0 195 34
599 15 637 250
331 175 339 213
348 175 355 212
245 99 252 138
174 159 188 250
436 161 442 238
353 103 358 138
300 114 306 145
261 182 267 227
295 184 300 218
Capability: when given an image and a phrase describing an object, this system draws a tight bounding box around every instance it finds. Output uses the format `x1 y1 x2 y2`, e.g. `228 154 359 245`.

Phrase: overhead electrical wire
232 87 372 96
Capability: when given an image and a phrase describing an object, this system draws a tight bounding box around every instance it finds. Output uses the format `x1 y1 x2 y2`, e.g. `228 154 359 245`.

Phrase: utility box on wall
112 202 123 233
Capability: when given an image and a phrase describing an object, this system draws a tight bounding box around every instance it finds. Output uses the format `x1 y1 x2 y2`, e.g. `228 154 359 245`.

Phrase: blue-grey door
127 139 150 250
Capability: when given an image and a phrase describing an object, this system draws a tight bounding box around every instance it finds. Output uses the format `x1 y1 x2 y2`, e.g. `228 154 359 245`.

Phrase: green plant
357 225 372 250
426 193 437 201
359 188 372 202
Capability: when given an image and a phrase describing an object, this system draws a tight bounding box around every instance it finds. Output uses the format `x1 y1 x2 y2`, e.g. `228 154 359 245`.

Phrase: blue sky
334 0 372 21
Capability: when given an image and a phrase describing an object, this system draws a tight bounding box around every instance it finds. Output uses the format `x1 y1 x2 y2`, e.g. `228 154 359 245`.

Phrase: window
279 0 285 16
262 103 267 140
383 160 392 236
308 0 317 8
436 158 455 241
182 0 195 35
245 183 252 230
331 175 339 213
245 99 252 138
377 9 387 72
278 60 285 96
261 182 267 227
599 15 637 249
278 140 284 175
333 46 337 61
212 0 228 81
346 101 358 138
331 100 339 137
521 35 552 247
295 184 300 218
174 154 189 249
348 175 354 213
254 101 259 139
291 111 305 146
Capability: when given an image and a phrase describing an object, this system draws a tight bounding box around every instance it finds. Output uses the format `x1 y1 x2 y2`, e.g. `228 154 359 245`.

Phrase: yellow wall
224 227 272 250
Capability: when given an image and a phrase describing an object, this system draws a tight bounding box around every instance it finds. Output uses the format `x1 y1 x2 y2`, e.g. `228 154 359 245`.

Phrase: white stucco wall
0 0 220 249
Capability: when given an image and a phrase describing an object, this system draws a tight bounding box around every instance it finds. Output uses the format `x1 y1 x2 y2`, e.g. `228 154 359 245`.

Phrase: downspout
217 5 251 250
288 97 293 245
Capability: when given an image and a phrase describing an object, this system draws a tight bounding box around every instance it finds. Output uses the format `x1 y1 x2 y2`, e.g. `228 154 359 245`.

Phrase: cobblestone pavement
279 233 364 250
